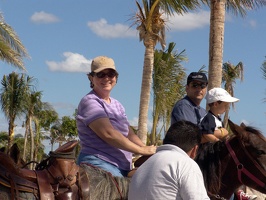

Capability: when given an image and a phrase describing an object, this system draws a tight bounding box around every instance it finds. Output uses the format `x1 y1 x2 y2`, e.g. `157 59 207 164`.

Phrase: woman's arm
89 118 156 155
127 126 146 147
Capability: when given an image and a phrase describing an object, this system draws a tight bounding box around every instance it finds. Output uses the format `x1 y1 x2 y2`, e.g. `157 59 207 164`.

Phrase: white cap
206 88 239 104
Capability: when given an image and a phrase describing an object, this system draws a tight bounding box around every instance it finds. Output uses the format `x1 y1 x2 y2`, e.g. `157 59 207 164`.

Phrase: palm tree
38 108 59 151
150 42 187 144
133 0 201 143
22 91 42 167
50 124 61 151
201 0 266 90
0 13 29 70
222 61 244 128
0 131 8 149
0 72 35 154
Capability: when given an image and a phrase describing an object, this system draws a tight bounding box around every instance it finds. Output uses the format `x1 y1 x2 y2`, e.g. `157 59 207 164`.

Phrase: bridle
225 139 266 190
210 138 266 200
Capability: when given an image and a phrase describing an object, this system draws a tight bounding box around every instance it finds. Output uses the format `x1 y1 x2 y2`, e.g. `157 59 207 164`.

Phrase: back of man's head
163 120 201 152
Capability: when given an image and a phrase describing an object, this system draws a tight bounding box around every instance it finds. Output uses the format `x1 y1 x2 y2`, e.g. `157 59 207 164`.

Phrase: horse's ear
228 120 249 140
228 119 243 137
240 122 246 128
10 143 20 163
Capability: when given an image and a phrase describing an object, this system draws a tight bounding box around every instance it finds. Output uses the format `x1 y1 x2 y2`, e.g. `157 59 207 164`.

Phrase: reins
225 140 266 189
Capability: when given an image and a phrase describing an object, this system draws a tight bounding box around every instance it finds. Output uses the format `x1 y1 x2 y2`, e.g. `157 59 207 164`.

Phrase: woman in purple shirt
76 56 156 177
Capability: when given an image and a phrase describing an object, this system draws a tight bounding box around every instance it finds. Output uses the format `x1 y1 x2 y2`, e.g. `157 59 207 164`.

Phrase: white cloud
46 52 91 73
166 10 210 31
87 11 210 39
14 126 26 136
128 117 139 128
0 117 25 135
87 18 137 38
129 117 153 132
31 11 60 24
248 20 257 28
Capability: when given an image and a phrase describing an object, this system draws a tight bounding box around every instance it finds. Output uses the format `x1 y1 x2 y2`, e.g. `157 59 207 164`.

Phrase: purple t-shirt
76 90 132 171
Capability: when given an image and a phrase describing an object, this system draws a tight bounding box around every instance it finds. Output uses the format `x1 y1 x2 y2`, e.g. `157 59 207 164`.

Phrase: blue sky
0 0 265 138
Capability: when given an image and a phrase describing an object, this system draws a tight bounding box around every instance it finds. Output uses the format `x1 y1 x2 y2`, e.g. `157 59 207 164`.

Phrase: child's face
214 101 230 114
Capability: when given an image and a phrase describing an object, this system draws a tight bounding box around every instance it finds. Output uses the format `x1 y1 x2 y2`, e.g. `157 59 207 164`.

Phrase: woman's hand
139 145 157 155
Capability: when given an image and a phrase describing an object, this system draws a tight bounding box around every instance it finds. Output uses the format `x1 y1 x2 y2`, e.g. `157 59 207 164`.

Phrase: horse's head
228 120 266 171
36 140 80 188
227 120 266 194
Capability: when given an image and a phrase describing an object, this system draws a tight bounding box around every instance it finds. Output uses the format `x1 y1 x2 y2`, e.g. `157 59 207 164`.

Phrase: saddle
0 140 89 200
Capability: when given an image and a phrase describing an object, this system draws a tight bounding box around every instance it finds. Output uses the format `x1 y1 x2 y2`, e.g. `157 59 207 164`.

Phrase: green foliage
0 131 8 149
221 61 244 128
150 42 187 144
0 72 35 120
38 106 59 131
61 116 78 138
0 13 29 70
0 72 36 151
222 62 244 103
201 0 266 17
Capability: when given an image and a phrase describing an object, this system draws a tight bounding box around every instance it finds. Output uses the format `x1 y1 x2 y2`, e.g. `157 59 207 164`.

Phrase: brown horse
0 143 28 168
133 120 266 199
196 120 266 199
0 140 130 200
1 120 265 199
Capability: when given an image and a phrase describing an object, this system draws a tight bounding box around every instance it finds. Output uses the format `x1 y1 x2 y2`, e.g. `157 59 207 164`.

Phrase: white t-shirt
128 144 210 200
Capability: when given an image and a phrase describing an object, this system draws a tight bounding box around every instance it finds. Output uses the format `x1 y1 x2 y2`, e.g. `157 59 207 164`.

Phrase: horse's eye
257 150 265 156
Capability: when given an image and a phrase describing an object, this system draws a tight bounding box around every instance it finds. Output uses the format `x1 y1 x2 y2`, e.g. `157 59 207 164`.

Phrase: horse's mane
80 163 130 200
195 142 224 195
241 125 266 141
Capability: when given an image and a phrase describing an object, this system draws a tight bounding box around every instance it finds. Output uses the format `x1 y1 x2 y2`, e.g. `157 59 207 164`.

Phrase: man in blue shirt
171 72 208 125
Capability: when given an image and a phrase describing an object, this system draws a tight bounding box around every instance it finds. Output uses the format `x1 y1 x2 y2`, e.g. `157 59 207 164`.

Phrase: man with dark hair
128 120 209 200
171 72 208 125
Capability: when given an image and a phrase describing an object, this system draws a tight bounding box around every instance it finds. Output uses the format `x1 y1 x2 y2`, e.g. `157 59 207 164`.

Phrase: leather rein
225 139 266 189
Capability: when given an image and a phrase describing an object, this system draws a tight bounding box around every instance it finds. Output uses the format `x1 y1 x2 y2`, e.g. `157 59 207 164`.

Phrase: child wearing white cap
200 87 239 143
200 88 257 200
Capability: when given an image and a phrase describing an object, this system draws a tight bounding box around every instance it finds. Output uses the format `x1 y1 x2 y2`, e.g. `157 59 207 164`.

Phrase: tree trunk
208 0 226 90
33 120 40 169
29 117 34 170
23 118 29 161
7 119 15 155
137 39 155 144
150 105 160 145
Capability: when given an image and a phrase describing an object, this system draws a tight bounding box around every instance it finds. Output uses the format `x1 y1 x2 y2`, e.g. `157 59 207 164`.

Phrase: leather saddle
0 140 89 200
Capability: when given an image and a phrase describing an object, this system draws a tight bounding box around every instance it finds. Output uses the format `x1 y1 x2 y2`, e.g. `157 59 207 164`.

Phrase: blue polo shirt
171 96 206 125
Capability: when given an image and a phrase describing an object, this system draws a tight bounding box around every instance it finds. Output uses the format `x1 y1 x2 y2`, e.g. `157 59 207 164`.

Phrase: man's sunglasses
191 83 207 89
91 70 118 78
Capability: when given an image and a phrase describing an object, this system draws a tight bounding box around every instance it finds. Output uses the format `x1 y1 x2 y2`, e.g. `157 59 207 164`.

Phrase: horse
0 120 265 199
132 120 266 199
195 120 266 199
0 140 130 200
0 143 28 168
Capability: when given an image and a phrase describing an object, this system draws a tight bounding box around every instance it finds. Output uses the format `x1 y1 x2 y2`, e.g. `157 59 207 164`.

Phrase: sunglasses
92 70 118 78
191 83 207 89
